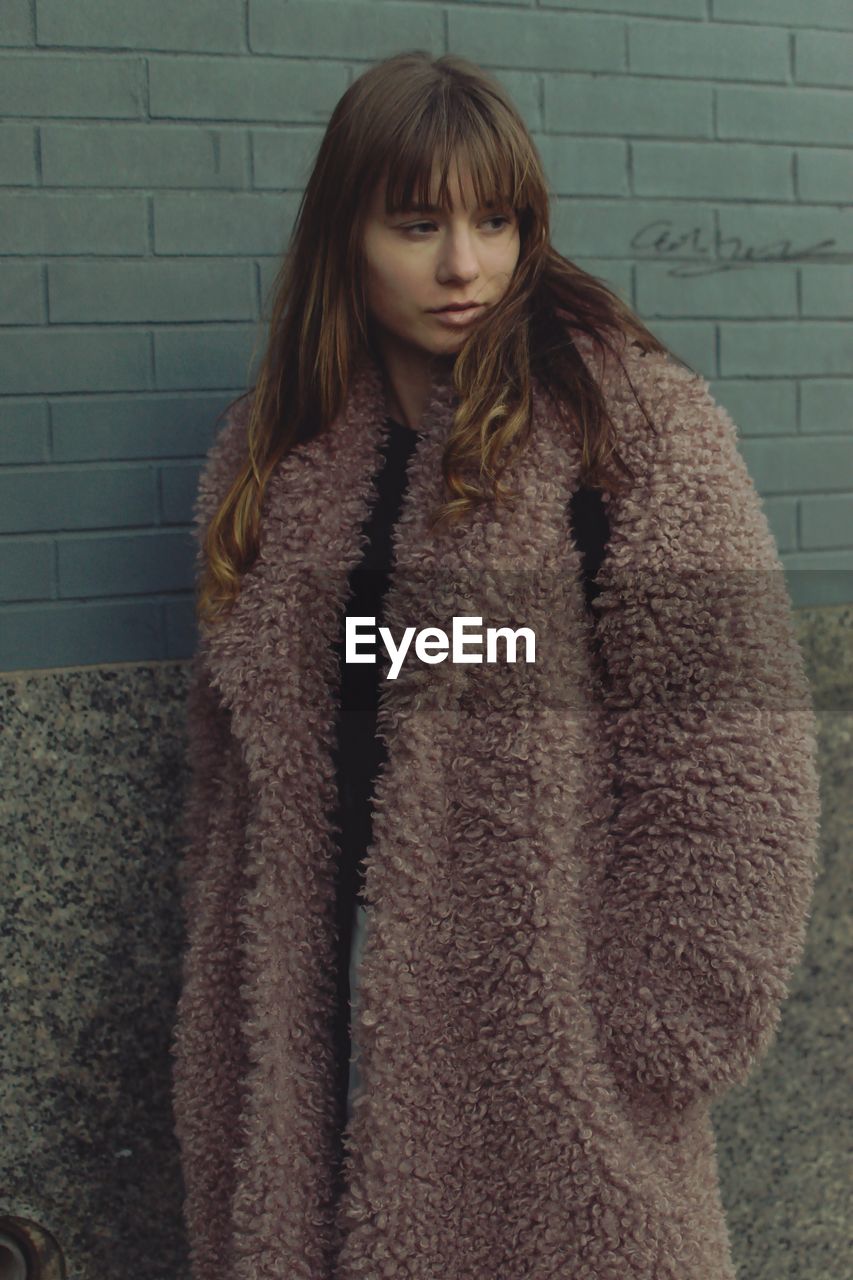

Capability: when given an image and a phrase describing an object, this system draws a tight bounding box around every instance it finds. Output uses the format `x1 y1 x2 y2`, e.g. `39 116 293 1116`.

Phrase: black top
330 419 419 904
328 415 609 1161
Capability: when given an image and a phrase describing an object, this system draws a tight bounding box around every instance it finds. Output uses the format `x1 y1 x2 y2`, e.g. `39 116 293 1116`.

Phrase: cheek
379 255 425 305
491 237 521 285
365 261 401 317
363 239 411 302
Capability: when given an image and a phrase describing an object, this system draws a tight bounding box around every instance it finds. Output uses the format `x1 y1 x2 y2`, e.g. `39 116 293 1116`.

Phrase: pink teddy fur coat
170 326 821 1279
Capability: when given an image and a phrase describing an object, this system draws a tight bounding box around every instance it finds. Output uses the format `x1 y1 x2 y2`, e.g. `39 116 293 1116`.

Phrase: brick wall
1 0 851 671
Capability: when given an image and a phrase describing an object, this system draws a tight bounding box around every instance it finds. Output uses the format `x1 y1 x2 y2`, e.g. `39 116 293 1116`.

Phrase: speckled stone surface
1 663 192 1280
0 606 849 1280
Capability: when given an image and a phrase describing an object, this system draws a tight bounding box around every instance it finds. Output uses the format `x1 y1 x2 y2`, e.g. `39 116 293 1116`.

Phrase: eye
400 215 513 235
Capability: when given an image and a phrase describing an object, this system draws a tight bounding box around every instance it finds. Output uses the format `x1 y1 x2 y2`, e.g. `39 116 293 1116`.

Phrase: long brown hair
197 50 691 627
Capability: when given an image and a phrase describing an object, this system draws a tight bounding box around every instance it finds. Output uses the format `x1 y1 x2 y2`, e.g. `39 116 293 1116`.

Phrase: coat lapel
196 350 401 1269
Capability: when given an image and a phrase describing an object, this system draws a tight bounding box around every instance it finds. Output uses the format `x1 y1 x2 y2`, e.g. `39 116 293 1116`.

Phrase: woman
170 51 821 1280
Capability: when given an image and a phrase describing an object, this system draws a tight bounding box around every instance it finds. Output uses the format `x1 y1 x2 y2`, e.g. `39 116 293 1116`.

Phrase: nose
436 228 480 284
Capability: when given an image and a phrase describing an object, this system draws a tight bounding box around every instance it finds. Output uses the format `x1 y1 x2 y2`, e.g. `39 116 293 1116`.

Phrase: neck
370 333 454 433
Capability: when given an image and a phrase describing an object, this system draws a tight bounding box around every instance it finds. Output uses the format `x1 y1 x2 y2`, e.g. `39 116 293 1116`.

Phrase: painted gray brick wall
0 0 850 671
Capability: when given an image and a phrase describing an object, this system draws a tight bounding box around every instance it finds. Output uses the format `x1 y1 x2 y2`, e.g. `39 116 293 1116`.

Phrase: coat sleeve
585 347 822 1114
174 395 252 907
175 647 237 910
169 399 254 1268
171 642 253 1268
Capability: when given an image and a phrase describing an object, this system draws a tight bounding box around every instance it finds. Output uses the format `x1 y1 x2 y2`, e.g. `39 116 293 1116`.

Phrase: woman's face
361 157 521 365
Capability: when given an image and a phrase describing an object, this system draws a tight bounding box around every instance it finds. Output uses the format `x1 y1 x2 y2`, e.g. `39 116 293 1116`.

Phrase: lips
431 303 483 313
430 304 486 329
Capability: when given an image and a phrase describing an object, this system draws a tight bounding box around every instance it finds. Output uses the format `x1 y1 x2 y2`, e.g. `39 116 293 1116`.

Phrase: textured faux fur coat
170 326 821 1280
